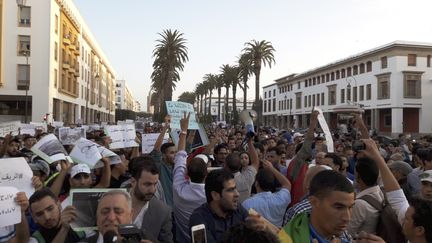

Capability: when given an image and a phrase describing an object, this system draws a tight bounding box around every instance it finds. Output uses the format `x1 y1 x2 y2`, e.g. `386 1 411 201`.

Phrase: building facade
0 0 116 124
115 80 134 111
134 100 141 112
200 97 254 122
263 41 432 135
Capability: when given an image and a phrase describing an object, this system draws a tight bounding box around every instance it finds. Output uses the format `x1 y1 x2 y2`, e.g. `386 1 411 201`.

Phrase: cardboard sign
0 121 20 137
104 124 138 149
31 134 68 164
58 127 86 145
69 188 126 230
0 158 34 198
166 101 199 129
0 187 20 228
142 133 169 154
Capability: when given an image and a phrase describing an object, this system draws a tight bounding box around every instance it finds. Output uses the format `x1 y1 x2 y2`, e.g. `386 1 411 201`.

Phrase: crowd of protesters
1 110 432 243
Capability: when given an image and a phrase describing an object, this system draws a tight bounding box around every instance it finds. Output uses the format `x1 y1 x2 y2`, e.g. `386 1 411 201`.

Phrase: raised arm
353 113 370 139
9 192 30 243
263 160 291 190
296 110 319 163
248 137 260 171
94 157 111 188
49 160 71 197
173 112 190 195
154 116 170 152
178 112 190 152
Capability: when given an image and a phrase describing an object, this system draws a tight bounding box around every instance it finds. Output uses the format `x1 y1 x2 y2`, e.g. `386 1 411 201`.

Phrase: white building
115 80 135 111
134 100 141 112
201 97 254 122
0 0 116 124
263 41 432 135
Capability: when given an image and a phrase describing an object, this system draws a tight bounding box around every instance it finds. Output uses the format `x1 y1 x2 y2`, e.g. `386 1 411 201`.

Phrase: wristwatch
180 130 187 135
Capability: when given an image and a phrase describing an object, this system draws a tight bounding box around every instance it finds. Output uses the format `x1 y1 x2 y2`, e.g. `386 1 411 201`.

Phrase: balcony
63 34 70 45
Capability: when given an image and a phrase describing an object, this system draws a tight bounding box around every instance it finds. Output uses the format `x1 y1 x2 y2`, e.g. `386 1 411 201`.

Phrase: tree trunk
208 92 212 121
232 82 238 124
254 66 262 126
225 87 229 122
243 76 248 110
217 88 222 121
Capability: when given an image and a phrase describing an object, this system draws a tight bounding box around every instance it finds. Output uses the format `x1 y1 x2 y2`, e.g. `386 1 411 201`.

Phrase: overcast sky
74 0 432 111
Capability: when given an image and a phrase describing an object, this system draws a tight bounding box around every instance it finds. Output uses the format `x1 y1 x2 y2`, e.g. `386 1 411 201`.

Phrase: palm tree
151 29 188 121
238 53 253 110
202 80 210 117
203 73 217 120
195 82 205 116
243 40 275 124
214 74 224 121
178 91 196 104
220 64 238 123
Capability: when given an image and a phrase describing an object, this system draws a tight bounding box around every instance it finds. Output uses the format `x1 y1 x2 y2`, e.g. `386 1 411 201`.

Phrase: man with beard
130 159 173 243
28 188 86 243
0 135 23 158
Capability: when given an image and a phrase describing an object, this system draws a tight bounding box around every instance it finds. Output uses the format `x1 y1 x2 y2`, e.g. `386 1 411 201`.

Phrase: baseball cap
419 170 432 183
194 154 209 164
293 132 304 140
70 164 91 178
29 159 50 176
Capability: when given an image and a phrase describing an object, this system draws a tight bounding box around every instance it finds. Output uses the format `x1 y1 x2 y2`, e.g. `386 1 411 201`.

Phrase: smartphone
118 224 145 242
191 224 207 243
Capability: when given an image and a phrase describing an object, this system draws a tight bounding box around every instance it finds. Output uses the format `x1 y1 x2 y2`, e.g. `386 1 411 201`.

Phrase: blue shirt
150 150 174 207
309 222 351 243
242 188 291 227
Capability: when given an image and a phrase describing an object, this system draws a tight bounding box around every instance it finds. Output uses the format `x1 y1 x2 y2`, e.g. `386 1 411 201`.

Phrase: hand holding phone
191 224 207 243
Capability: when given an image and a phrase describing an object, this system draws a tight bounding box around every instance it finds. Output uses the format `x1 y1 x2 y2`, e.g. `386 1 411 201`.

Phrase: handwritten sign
166 101 199 129
30 122 47 132
0 158 34 198
104 124 138 149
69 138 102 168
52 121 64 128
0 187 20 228
142 133 169 154
20 124 35 136
0 121 20 137
314 107 334 153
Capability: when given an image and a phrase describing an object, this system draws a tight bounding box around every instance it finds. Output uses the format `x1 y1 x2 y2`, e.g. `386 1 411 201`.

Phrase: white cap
293 132 304 140
420 170 432 183
70 164 91 178
195 154 209 164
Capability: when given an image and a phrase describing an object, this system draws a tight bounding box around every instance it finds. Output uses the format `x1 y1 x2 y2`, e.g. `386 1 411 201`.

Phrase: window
272 98 276 112
340 89 345 103
347 67 352 76
384 114 392 127
54 42 58 61
304 96 307 108
359 85 364 101
18 6 31 27
312 95 315 107
377 73 390 99
321 92 325 105
336 71 340 80
55 15 59 34
353 65 358 75
331 72 335 81
264 92 267 98
264 101 267 112
359 63 365 73
428 55 431 67
347 87 351 102
18 35 30 56
408 54 417 66
54 69 57 88
341 69 346 78
296 93 302 109
366 61 372 72
353 86 358 102
366 84 371 100
297 82 300 89
317 93 320 106
273 90 275 96
308 95 311 107
305 80 308 87
328 85 336 105
17 64 30 89
403 71 422 98
381 56 388 69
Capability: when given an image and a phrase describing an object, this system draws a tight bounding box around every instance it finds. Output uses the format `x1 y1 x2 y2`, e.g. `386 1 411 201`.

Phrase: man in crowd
242 160 291 227
130 158 173 243
109 152 130 188
172 112 207 243
279 170 355 242
213 143 229 167
28 188 86 243
348 157 384 235
20 134 36 160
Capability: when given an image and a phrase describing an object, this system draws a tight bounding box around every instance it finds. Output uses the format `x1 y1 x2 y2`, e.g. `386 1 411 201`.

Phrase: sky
74 0 432 112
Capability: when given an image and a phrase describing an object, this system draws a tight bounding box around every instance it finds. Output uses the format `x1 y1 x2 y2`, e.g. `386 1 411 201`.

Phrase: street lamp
346 76 357 104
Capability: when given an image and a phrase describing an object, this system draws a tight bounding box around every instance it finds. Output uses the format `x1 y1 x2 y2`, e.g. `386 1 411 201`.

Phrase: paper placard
104 124 138 149
0 121 20 137
170 123 209 149
0 187 20 228
31 134 68 164
52 121 64 128
142 133 169 154
20 124 35 136
166 101 199 129
30 122 47 132
69 188 126 230
314 107 334 153
69 138 102 168
59 127 86 145
0 158 34 198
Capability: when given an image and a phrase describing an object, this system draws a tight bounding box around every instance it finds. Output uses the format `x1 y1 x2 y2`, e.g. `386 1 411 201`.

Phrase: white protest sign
20 124 35 136
142 133 169 154
170 123 209 149
104 124 138 149
30 122 47 132
166 101 199 129
314 107 334 153
58 127 86 145
0 187 20 227
31 134 68 164
52 121 64 128
0 158 34 198
70 138 102 168
0 121 20 137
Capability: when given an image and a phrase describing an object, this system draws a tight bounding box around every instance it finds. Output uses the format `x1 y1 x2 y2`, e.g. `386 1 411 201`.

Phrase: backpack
359 195 406 243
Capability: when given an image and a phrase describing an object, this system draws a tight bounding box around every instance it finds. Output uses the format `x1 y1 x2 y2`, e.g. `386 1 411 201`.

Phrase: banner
0 121 20 137
314 107 334 153
0 158 34 198
142 133 169 154
166 101 199 129
0 187 20 228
